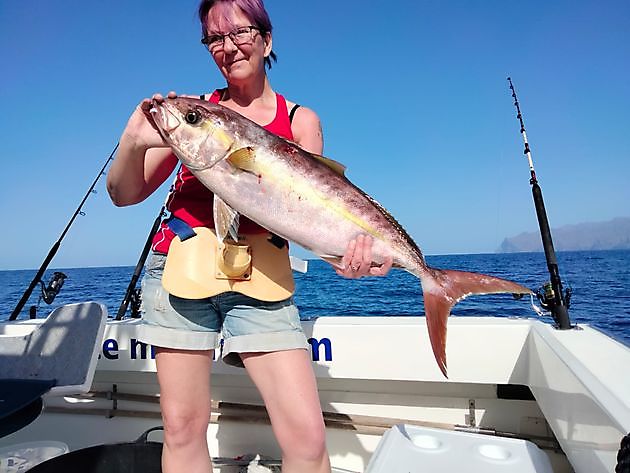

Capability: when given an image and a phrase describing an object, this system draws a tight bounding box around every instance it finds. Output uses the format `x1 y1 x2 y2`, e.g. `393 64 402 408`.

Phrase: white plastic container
366 424 553 473
0 441 69 472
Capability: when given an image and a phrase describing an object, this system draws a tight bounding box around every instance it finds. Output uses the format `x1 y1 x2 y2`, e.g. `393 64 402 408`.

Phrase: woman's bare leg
156 347 214 473
242 349 331 473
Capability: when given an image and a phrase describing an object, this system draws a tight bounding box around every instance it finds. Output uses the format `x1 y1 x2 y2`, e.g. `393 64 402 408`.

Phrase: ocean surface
1 250 629 346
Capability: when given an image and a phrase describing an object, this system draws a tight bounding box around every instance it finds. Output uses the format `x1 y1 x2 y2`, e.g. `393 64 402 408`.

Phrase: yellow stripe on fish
226 146 384 239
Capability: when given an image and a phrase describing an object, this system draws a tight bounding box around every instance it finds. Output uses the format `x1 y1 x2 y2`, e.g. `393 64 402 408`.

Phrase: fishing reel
535 281 572 312
129 287 143 318
28 271 68 319
39 271 68 304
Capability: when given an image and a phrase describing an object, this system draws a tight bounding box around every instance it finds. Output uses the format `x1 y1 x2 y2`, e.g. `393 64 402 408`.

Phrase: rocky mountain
498 217 630 253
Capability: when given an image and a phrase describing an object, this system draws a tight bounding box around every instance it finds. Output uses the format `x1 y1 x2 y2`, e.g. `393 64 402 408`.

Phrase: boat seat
0 302 106 437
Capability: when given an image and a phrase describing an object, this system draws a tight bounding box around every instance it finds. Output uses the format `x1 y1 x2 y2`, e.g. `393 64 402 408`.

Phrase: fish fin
226 147 258 173
422 268 532 378
310 154 347 176
320 255 344 270
213 196 240 242
281 137 346 175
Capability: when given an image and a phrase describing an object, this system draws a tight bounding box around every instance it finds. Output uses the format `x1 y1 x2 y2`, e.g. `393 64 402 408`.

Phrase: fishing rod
115 180 176 320
507 77 572 329
9 143 119 321
114 208 164 320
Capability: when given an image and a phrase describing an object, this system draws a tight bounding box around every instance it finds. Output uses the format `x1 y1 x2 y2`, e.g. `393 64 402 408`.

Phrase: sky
1 0 628 270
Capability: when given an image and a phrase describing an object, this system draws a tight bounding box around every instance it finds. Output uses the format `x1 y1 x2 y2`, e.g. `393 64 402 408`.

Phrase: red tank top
151 90 295 254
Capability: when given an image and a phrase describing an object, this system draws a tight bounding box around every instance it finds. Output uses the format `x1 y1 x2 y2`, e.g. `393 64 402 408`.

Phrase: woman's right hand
107 92 180 206
123 92 178 150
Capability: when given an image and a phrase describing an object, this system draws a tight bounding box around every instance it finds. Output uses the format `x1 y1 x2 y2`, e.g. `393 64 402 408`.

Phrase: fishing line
507 78 572 329
9 143 119 321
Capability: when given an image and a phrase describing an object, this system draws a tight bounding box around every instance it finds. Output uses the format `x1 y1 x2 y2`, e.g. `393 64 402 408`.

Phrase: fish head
150 97 236 171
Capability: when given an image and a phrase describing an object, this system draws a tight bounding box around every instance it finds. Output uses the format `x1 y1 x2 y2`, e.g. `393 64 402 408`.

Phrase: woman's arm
289 105 323 155
107 97 178 206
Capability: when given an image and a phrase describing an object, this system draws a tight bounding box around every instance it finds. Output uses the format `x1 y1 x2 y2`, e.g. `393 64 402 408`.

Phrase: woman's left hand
335 235 393 279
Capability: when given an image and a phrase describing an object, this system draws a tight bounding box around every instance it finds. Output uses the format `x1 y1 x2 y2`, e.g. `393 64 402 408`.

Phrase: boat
1 298 629 472
1 81 629 472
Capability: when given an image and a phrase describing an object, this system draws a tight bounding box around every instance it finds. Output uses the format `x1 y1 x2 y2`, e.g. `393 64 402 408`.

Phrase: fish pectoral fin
309 153 347 176
226 147 259 173
213 196 240 243
320 255 344 270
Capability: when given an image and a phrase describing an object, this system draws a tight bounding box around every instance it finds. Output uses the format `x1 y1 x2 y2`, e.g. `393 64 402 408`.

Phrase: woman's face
205 5 272 85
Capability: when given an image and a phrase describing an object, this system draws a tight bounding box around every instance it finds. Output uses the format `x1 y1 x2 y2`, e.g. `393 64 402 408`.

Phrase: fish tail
421 268 532 378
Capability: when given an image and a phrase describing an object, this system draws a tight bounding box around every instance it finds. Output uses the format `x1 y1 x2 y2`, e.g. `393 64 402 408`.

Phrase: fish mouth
150 100 181 136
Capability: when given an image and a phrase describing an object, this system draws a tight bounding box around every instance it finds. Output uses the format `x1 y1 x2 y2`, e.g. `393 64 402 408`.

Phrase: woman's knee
161 402 210 447
280 418 328 461
299 434 328 463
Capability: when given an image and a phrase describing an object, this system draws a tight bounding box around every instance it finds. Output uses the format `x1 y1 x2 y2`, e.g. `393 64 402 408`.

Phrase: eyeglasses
201 26 261 51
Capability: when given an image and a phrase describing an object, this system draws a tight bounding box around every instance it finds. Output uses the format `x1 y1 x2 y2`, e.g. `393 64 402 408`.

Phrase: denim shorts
136 254 308 367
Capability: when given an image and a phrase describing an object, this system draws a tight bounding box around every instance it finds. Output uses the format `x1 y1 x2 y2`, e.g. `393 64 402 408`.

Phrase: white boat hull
2 312 629 472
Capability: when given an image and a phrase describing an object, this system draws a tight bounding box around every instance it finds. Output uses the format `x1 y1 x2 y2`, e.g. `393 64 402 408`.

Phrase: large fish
150 97 532 377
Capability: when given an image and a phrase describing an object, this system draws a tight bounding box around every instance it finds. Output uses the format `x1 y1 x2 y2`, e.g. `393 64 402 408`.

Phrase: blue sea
1 250 629 346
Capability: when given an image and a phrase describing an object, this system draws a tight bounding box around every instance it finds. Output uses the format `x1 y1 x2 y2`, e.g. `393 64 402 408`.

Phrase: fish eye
184 109 201 125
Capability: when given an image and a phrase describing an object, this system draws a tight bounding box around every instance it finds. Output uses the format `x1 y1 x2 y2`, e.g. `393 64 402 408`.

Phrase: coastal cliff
498 217 630 253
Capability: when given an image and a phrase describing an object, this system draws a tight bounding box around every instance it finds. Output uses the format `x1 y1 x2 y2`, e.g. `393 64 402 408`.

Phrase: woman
107 1 391 472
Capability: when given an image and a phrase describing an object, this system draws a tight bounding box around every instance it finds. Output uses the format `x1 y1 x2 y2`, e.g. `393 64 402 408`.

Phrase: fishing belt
161 217 294 301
